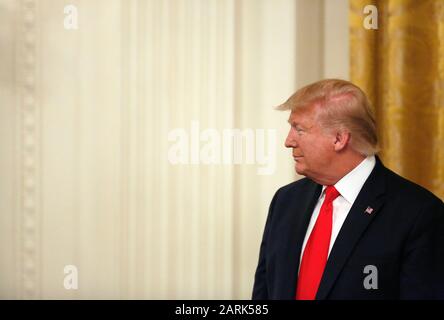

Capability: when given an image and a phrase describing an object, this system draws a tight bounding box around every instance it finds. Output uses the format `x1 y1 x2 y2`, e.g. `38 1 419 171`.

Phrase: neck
313 153 367 186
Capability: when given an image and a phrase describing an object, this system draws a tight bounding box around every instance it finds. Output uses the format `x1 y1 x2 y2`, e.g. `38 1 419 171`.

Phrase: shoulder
276 177 315 195
271 177 318 204
382 166 443 208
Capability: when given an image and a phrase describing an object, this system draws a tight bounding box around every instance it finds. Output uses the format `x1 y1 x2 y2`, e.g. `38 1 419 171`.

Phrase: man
252 79 444 300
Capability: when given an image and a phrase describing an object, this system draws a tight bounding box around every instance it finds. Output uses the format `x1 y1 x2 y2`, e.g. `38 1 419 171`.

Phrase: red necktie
296 185 340 300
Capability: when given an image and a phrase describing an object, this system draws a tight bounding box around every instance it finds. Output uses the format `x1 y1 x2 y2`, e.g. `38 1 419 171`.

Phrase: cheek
306 137 330 159
314 139 334 159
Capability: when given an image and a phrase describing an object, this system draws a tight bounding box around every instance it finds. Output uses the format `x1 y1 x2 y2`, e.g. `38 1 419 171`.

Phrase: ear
333 130 350 152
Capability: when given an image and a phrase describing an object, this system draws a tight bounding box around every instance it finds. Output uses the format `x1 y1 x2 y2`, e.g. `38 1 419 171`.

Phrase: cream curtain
0 0 349 299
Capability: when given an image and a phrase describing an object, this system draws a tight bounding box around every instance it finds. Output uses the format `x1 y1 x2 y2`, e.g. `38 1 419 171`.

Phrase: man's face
285 106 335 180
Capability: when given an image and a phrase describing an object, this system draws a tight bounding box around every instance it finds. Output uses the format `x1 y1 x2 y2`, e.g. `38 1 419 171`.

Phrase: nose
285 127 298 148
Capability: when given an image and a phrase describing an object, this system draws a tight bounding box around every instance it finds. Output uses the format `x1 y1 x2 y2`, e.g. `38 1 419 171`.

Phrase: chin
295 163 306 175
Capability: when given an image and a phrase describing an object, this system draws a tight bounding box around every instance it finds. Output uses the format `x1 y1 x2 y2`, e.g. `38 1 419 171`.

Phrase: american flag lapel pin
365 206 374 214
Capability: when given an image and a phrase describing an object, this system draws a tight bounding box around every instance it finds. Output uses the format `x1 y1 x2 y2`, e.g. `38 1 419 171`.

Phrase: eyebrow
287 120 302 127
288 120 314 131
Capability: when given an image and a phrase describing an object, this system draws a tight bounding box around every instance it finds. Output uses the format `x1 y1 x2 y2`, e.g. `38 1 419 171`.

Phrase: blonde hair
277 79 379 156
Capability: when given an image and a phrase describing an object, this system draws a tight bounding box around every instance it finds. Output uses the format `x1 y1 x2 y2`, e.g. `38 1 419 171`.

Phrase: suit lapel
279 181 322 299
315 157 388 300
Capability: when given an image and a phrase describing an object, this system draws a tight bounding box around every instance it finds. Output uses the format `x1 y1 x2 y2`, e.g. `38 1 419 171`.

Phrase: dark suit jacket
252 157 444 299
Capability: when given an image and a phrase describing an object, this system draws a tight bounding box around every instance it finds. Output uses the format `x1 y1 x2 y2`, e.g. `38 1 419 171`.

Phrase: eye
295 127 304 135
290 123 305 136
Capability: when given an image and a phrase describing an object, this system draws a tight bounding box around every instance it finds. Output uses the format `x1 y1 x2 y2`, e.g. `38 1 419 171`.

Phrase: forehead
287 106 317 125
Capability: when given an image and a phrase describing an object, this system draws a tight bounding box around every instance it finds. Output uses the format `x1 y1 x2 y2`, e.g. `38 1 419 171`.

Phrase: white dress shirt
298 156 376 272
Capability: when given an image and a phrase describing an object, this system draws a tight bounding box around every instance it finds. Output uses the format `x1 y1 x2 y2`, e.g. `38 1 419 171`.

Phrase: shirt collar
321 155 376 204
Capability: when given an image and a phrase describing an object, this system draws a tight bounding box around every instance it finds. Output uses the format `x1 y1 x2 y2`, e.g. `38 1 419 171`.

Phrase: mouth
293 155 303 161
